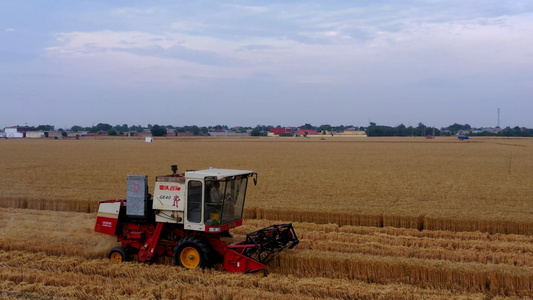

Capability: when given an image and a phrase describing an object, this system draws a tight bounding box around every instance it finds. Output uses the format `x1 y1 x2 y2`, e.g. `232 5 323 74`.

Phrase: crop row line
2 199 533 236
0 250 478 300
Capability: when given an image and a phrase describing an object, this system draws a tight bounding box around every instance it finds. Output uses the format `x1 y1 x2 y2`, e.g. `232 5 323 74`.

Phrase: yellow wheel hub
110 252 124 262
180 247 200 268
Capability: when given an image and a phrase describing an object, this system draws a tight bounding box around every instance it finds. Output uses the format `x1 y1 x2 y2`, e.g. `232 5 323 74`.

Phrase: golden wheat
1 249 490 300
2 208 533 297
2 137 533 298
1 137 533 234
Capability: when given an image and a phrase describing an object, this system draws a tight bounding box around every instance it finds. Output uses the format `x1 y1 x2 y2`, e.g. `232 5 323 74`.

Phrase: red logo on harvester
159 185 181 191
173 195 180 207
132 183 140 193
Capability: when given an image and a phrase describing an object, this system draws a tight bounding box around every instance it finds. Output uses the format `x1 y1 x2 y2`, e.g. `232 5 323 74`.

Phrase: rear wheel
108 246 127 262
174 236 211 269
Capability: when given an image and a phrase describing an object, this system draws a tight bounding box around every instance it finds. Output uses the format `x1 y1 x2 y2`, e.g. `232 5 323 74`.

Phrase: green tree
113 124 129 134
513 126 523 136
95 123 112 131
107 129 118 136
70 125 84 132
37 125 55 131
300 123 315 129
150 124 167 136
251 125 268 136
317 124 332 132
250 127 261 136
191 126 200 135
128 125 142 132
212 125 228 131
444 123 471 135
396 124 406 136
416 122 427 136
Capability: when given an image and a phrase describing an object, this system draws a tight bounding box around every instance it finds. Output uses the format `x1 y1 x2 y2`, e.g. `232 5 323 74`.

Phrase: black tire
174 236 212 269
108 246 127 262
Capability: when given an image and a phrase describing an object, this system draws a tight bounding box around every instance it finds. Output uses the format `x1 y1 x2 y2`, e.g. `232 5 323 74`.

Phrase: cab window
187 180 202 223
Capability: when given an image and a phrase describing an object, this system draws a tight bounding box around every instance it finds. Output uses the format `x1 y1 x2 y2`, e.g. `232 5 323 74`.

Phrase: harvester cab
152 167 256 233
95 165 298 273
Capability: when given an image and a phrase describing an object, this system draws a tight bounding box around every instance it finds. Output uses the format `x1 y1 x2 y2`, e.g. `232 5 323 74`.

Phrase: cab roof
185 168 254 180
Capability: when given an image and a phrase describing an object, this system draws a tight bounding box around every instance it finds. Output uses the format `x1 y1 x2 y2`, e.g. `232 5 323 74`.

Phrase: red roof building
269 127 298 135
297 129 318 135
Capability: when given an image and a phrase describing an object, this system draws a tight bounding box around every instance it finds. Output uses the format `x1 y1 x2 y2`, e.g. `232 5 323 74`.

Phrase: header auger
94 165 298 272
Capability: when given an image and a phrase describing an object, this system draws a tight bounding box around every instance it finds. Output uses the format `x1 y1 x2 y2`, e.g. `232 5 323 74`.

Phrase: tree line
28 122 533 137
365 123 533 137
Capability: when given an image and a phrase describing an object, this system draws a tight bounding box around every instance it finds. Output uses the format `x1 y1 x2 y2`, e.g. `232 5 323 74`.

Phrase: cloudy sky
1 1 532 129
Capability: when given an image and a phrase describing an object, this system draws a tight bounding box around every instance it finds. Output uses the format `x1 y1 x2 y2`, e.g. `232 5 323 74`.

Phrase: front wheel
108 246 127 262
174 236 212 269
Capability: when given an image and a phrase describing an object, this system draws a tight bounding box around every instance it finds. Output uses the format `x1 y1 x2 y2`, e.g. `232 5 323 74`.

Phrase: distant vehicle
458 136 469 140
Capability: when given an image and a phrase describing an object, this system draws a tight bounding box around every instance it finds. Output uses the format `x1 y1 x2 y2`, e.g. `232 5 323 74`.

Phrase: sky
1 1 532 129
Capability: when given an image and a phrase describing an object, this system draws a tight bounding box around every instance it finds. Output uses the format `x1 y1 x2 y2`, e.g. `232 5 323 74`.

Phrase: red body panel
223 247 267 272
94 200 123 235
94 216 119 236
94 199 268 272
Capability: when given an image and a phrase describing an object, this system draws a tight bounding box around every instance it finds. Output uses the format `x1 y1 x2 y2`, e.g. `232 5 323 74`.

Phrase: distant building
209 130 249 137
297 129 318 135
483 127 503 134
26 131 45 138
67 131 88 138
342 129 367 137
270 127 298 135
176 131 195 137
4 126 35 138
46 131 62 138
269 127 366 137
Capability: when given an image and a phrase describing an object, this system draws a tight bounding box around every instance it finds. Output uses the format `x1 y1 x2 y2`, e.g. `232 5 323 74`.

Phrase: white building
5 126 24 138
26 131 45 138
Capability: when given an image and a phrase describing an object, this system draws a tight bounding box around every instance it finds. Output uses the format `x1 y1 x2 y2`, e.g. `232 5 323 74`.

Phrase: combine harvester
95 165 298 272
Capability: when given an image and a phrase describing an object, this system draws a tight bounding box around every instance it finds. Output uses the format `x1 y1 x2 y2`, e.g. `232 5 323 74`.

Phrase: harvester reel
242 224 299 265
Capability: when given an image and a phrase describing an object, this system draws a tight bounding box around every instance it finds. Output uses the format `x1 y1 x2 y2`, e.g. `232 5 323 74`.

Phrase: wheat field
2 207 528 299
1 136 533 298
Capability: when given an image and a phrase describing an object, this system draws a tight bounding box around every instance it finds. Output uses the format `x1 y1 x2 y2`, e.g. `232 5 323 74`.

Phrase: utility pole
497 108 500 128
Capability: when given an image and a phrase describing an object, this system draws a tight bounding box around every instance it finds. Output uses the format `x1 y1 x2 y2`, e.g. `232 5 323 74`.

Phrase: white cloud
5 28 16 32
43 6 533 89
6 1 530 127
113 7 154 16
224 4 270 15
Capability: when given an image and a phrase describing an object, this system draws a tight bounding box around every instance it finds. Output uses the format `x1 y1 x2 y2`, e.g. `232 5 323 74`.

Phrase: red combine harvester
94 165 298 272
